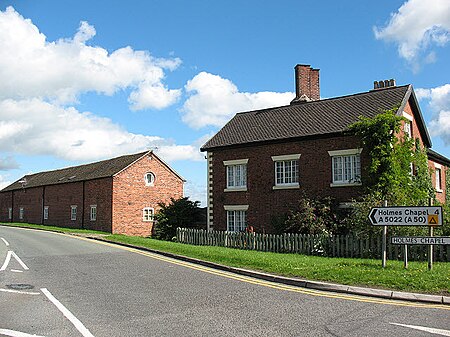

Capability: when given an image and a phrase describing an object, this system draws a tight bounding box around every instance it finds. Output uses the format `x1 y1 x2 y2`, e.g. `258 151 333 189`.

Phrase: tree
348 108 435 236
153 197 205 241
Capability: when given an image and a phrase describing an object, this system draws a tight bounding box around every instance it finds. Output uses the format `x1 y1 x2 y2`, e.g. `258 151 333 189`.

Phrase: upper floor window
71 205 77 221
90 205 97 221
404 121 412 138
328 149 362 186
144 172 155 186
224 159 248 191
43 206 49 220
435 165 443 192
402 112 413 139
143 207 154 222
271 154 300 189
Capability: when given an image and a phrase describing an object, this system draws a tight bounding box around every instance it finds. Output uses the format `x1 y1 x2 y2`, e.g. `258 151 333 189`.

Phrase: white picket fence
176 228 450 261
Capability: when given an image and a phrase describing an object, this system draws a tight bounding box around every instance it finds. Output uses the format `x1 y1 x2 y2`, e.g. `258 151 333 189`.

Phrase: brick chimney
291 64 320 104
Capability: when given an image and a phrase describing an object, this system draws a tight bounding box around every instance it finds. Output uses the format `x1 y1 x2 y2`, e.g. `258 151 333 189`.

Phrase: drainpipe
11 190 14 223
41 186 46 224
81 181 85 229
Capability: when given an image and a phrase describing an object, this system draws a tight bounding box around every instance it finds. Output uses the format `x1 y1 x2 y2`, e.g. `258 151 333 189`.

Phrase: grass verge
1 222 107 235
105 234 449 296
2 223 448 295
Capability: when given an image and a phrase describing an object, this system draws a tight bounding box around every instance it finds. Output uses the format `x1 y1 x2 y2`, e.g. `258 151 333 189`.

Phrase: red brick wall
429 161 447 204
43 182 84 229
211 135 367 233
0 191 13 222
112 153 184 236
2 187 43 224
83 178 113 232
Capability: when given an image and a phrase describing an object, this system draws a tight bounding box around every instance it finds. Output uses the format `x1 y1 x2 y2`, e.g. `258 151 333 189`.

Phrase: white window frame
224 205 248 232
90 205 97 221
144 172 155 186
8 208 12 220
435 164 443 192
402 112 413 139
19 207 24 220
328 149 362 187
43 206 49 220
71 205 77 221
271 154 300 190
143 207 154 222
224 159 248 192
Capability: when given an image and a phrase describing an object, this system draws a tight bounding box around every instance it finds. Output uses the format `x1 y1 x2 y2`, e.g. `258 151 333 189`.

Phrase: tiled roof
201 85 412 150
2 151 150 192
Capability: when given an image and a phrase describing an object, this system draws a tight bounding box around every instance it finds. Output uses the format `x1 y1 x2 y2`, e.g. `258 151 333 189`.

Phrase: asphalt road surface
0 225 449 337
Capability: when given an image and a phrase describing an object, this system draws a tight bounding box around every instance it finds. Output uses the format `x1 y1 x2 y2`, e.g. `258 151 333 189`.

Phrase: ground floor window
90 205 97 221
226 210 247 232
8 208 12 220
43 206 49 220
19 207 24 220
71 205 77 221
143 207 154 222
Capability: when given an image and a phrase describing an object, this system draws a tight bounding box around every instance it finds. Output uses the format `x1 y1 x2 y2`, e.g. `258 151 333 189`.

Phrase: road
0 225 449 337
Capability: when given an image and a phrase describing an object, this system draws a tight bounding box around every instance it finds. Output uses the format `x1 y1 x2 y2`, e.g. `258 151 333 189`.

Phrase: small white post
404 244 408 269
428 198 433 271
382 200 388 268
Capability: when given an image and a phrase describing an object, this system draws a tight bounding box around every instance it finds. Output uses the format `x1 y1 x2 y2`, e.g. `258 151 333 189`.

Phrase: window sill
330 182 362 187
224 187 247 192
436 188 443 193
273 184 299 190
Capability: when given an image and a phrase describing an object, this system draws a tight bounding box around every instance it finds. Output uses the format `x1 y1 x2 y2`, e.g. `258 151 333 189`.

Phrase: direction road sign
391 236 450 245
368 206 443 226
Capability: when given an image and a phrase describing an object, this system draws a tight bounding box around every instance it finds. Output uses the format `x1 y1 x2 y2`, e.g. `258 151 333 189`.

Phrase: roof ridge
21 150 150 178
234 84 411 116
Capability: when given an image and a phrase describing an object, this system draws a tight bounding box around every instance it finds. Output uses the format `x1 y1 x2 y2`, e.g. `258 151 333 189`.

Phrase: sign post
428 199 433 271
369 204 443 268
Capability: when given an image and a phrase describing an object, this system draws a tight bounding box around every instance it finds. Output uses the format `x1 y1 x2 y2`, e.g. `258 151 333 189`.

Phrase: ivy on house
348 108 435 236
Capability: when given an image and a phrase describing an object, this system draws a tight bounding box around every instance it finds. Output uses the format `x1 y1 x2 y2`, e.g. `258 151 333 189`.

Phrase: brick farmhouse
201 64 449 233
0 151 184 236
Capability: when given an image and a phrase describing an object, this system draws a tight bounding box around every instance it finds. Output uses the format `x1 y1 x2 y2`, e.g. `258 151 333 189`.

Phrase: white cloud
0 6 181 109
182 72 294 129
416 84 450 145
184 180 207 206
0 175 12 190
0 7 201 164
374 0 450 68
0 156 19 171
0 98 201 162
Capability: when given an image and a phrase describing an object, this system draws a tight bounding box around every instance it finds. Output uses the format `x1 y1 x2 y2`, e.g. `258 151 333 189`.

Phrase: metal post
428 198 433 270
404 245 408 269
382 200 388 268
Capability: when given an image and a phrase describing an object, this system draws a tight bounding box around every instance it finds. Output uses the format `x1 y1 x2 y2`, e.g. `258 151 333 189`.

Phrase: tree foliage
272 195 350 235
348 108 435 236
349 108 434 206
153 197 204 241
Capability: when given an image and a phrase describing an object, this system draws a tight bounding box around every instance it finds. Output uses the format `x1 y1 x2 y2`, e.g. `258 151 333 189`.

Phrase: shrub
153 197 204 241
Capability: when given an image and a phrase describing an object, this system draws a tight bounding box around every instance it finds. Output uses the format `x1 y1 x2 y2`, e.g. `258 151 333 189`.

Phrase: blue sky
0 0 449 205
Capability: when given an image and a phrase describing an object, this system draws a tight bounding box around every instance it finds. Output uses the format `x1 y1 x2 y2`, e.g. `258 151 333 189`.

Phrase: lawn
1 223 448 295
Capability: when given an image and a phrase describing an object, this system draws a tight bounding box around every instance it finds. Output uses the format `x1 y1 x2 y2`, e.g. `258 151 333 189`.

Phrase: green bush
153 197 204 241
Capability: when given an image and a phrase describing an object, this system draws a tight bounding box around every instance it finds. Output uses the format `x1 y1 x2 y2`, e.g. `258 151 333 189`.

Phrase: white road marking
0 251 29 271
41 288 95 337
0 329 46 337
1 237 9 246
391 323 450 336
0 288 40 295
10 269 23 273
